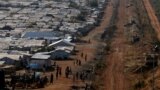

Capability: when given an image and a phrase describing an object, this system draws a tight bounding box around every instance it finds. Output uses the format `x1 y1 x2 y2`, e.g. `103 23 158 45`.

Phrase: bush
134 81 145 89
150 0 160 21
76 13 86 21
89 0 98 7
69 1 79 9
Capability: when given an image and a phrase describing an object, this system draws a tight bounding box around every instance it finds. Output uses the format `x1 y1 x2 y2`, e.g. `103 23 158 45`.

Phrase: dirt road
143 0 160 40
104 0 130 90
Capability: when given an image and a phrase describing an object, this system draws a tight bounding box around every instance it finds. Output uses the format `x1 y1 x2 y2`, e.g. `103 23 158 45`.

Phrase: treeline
150 0 160 21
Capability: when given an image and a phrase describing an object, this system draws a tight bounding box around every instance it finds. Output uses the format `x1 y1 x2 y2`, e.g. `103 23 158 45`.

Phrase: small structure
0 65 15 74
22 31 63 40
49 49 71 59
0 53 22 66
29 53 51 69
9 39 45 52
48 39 75 51
0 61 16 74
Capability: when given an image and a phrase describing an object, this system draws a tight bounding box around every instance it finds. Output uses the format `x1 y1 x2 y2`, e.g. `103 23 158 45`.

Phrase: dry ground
104 0 131 90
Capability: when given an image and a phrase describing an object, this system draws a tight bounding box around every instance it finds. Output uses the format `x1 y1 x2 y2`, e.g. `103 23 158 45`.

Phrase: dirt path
82 0 114 41
78 0 115 62
143 0 160 40
104 0 131 90
41 0 114 90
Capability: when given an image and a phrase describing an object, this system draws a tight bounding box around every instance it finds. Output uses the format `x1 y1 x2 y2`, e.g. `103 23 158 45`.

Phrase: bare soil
104 0 131 90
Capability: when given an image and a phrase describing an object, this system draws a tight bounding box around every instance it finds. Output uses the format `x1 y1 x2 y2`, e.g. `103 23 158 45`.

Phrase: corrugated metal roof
48 39 75 47
22 31 62 39
31 53 50 60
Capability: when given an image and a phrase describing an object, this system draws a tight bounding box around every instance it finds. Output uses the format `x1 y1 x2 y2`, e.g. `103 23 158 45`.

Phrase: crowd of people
0 64 73 90
9 72 49 90
72 69 94 90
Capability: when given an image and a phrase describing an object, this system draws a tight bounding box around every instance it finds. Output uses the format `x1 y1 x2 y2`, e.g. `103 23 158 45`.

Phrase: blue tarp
28 63 40 69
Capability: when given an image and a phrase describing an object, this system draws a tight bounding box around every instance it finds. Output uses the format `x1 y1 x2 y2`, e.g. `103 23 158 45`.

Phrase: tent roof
31 53 50 60
48 39 75 47
0 53 22 61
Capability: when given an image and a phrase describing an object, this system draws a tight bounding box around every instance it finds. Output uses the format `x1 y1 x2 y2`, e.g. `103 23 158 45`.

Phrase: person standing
76 72 79 80
85 54 87 61
50 73 54 84
65 66 69 78
73 74 76 82
0 70 5 89
59 67 62 76
81 52 83 58
88 39 91 43
56 65 59 79
79 60 81 66
76 59 79 65
10 74 16 90
56 71 59 80
69 67 72 75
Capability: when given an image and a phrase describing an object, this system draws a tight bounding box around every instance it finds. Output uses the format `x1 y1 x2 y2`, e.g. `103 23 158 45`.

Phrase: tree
89 0 98 7
69 1 79 9
76 13 86 21
2 25 13 31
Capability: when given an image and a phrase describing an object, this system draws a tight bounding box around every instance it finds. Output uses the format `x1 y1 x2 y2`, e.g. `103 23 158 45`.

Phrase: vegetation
88 0 98 7
76 12 86 21
69 1 79 9
28 22 37 28
134 81 145 89
101 25 117 42
1 25 14 31
150 0 160 21
54 0 62 2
